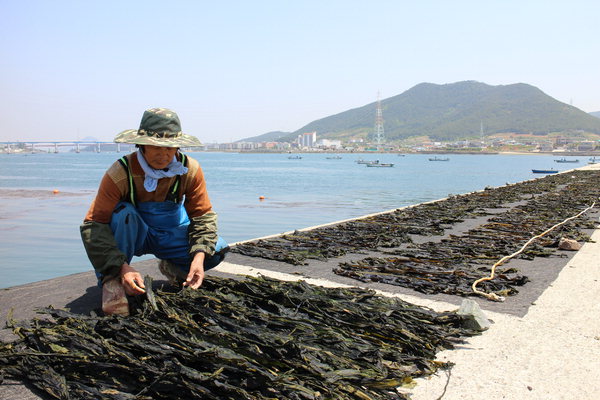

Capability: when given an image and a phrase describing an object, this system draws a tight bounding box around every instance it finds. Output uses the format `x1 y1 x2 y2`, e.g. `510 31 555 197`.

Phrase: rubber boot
102 278 130 316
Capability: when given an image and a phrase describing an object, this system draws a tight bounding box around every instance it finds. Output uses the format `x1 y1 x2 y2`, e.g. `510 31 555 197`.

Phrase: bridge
0 141 136 153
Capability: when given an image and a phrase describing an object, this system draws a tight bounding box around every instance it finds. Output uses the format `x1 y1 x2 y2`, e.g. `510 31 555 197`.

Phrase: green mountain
243 81 600 143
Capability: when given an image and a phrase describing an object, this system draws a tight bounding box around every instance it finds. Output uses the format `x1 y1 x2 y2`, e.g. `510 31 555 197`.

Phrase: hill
238 130 291 143
591 111 600 118
242 81 600 143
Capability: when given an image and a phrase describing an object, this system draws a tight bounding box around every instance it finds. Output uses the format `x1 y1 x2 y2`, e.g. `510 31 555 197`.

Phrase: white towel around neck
136 150 188 192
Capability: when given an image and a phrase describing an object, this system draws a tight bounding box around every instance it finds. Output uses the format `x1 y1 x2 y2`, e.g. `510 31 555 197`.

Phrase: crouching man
81 108 228 316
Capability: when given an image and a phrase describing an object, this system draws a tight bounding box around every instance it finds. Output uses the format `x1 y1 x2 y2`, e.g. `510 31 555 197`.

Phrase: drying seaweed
335 171 600 298
233 221 413 265
0 276 479 400
333 255 528 297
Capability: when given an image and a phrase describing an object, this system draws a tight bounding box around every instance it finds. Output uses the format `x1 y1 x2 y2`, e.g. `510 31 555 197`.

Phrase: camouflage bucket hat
114 108 202 147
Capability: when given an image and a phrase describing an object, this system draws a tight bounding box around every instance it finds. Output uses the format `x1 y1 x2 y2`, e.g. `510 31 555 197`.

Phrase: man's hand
119 263 146 295
184 252 206 289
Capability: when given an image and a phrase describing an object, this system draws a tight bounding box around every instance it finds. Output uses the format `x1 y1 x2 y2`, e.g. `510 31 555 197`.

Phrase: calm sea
0 151 580 288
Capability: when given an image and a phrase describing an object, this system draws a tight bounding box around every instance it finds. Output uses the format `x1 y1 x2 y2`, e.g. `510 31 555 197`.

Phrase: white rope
472 201 596 302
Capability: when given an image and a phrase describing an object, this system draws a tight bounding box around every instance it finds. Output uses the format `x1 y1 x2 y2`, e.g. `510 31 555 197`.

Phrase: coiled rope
472 201 597 302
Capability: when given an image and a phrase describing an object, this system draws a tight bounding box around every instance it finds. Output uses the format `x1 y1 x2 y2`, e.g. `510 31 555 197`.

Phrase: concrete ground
2 164 600 399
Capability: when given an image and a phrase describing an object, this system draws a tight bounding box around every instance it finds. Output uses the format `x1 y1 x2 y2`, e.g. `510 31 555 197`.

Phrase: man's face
142 145 178 170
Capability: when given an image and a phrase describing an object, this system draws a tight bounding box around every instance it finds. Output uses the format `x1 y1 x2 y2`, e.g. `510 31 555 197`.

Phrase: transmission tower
480 120 484 142
374 92 385 145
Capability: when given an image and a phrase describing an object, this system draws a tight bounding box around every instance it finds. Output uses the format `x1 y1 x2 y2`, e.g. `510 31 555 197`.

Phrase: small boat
429 156 449 161
554 158 579 163
288 155 302 159
589 157 599 164
326 156 342 159
366 162 394 167
532 169 558 174
356 159 378 164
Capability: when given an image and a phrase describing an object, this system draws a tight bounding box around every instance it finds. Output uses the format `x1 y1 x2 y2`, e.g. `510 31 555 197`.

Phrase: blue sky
1 0 599 143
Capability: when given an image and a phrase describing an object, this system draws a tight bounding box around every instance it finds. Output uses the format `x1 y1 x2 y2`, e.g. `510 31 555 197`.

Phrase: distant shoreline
2 148 599 157
230 149 600 156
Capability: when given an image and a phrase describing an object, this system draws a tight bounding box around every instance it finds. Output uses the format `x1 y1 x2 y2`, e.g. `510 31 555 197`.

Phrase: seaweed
335 171 600 298
0 276 479 399
232 220 413 266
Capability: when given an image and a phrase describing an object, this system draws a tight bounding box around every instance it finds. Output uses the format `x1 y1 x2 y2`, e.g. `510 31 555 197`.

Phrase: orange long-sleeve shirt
84 151 212 223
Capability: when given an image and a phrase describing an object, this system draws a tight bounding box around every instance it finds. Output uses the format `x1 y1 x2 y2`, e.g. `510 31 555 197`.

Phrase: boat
589 157 599 164
288 155 302 159
531 169 558 174
554 158 579 163
326 156 342 159
366 162 394 167
356 159 378 164
429 156 450 161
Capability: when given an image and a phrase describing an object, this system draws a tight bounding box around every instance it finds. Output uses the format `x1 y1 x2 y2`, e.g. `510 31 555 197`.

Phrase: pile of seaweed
334 172 600 297
0 276 478 400
230 171 600 299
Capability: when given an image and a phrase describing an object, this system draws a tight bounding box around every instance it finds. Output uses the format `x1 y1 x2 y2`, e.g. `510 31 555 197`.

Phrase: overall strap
118 156 137 207
165 153 188 203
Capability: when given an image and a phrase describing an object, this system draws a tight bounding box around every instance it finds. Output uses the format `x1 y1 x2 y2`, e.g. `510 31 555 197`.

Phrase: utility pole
374 92 385 146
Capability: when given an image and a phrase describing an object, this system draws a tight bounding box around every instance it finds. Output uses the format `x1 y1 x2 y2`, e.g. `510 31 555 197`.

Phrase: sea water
0 151 578 288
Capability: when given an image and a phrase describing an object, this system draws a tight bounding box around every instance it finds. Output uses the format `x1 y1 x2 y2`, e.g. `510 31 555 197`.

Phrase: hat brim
114 129 202 147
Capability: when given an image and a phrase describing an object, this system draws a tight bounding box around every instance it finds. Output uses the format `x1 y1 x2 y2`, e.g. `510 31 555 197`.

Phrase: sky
1 0 599 143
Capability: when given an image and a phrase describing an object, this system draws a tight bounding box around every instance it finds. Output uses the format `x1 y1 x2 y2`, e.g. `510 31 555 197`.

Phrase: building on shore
298 132 317 148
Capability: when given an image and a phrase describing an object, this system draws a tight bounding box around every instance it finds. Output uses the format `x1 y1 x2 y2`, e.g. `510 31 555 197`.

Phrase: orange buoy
259 196 265 200
52 189 60 194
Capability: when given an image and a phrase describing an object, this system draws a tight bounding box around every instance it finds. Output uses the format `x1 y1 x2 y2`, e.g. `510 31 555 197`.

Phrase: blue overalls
103 154 228 282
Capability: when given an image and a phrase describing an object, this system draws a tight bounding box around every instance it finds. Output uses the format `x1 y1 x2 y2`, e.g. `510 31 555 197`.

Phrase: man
80 108 228 316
